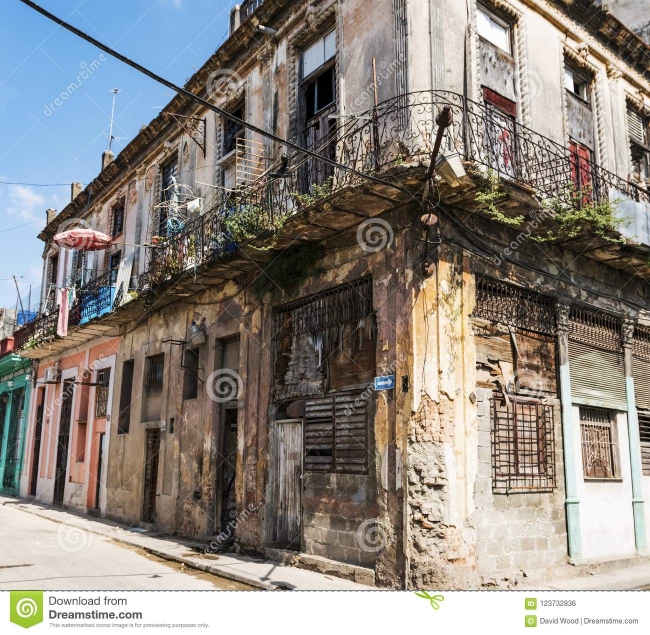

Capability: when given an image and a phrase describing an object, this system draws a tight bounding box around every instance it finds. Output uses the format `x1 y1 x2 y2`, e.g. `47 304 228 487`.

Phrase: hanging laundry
57 287 70 337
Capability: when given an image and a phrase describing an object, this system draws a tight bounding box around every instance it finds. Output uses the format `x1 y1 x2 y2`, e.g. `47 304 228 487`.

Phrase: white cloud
3 184 46 221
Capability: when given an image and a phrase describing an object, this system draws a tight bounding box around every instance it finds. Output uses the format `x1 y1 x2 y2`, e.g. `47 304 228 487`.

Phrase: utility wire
0 181 76 187
18 0 414 200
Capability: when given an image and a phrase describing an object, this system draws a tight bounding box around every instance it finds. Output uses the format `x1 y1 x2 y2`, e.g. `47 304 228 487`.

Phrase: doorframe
52 368 77 506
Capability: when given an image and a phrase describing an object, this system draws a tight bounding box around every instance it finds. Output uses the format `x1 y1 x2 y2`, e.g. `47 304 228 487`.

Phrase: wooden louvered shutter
627 109 646 145
304 396 334 472
633 357 650 411
639 413 650 476
304 391 368 474
568 340 626 407
334 393 368 474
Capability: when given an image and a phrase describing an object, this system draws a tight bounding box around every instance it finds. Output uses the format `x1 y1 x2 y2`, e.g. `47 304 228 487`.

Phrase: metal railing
13 310 58 351
14 90 650 351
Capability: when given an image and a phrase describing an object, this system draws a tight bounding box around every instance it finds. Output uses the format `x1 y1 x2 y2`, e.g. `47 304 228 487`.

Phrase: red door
569 140 593 199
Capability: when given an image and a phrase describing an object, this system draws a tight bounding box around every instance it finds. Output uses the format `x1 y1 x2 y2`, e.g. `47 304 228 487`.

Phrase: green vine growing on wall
532 186 629 243
474 169 525 226
253 243 324 299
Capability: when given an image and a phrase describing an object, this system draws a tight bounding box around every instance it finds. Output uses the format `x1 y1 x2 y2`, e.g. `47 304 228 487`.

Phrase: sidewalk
527 563 650 591
0 496 368 591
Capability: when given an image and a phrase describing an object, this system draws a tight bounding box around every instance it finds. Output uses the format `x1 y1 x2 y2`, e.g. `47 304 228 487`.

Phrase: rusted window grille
272 277 373 341
491 393 556 493
569 307 622 352
145 354 165 395
472 278 555 335
580 407 619 479
633 324 650 362
639 412 650 476
95 369 111 419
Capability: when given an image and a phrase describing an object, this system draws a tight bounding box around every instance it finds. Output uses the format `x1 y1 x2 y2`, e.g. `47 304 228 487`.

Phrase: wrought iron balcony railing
15 90 650 352
13 310 58 351
142 90 650 288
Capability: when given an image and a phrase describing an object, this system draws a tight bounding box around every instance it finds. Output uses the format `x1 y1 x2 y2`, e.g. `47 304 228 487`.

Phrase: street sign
374 375 395 391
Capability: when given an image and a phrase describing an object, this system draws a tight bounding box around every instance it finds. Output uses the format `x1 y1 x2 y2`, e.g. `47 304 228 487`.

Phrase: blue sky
0 0 233 310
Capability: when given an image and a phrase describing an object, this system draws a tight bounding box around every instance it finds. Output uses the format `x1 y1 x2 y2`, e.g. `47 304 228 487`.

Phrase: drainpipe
555 301 583 564
623 319 648 554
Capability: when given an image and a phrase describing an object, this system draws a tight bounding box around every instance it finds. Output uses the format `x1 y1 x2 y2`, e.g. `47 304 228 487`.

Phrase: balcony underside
18 90 650 356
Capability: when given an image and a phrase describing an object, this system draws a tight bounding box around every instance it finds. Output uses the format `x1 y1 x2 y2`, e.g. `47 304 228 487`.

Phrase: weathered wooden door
53 380 74 507
274 419 302 549
142 429 161 523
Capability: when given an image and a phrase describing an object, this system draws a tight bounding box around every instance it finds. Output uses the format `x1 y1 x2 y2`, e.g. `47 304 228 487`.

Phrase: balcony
14 90 650 355
141 90 650 286
14 268 140 359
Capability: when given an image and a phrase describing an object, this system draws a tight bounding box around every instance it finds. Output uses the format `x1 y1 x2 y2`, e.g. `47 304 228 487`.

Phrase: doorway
53 380 74 506
29 392 45 497
142 428 161 523
273 418 303 549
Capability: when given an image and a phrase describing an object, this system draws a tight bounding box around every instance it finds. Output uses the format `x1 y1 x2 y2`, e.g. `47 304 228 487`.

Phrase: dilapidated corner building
12 0 650 588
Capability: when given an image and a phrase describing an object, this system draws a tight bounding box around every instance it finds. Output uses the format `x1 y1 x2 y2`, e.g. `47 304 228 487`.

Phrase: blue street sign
374 375 395 391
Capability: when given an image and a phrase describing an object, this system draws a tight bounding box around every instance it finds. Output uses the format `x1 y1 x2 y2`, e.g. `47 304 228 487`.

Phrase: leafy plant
475 169 524 226
291 177 335 207
532 185 629 243
224 203 286 249
253 243 324 299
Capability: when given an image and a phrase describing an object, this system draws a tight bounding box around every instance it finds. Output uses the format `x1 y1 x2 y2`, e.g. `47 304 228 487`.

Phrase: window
182 349 199 401
564 66 590 103
49 253 59 285
95 369 111 419
118 360 134 434
491 394 556 493
477 5 512 54
111 201 125 237
580 407 619 479
304 391 368 474
640 413 650 476
75 421 87 462
302 31 336 121
223 103 245 156
145 354 165 395
628 108 650 184
159 157 178 236
109 251 121 285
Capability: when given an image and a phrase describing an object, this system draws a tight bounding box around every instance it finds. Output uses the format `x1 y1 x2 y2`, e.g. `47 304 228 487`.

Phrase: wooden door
569 140 593 198
274 419 302 549
53 380 74 507
30 402 44 496
141 429 161 523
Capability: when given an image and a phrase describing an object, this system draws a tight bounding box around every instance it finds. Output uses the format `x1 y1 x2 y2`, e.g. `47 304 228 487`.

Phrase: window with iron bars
145 354 165 395
95 369 111 419
111 201 125 238
580 407 620 479
491 393 556 493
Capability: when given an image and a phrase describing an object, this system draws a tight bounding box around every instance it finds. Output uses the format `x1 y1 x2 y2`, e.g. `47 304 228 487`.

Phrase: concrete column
555 301 583 564
623 319 648 554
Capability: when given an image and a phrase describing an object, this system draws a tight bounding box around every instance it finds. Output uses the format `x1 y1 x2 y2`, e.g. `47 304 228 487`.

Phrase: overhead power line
0 181 76 187
18 0 413 199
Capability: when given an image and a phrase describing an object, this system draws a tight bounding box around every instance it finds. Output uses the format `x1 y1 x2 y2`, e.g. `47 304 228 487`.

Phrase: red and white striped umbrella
53 228 112 251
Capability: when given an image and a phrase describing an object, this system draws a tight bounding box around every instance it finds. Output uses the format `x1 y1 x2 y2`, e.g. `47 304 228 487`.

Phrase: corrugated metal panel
633 356 650 411
568 340 626 406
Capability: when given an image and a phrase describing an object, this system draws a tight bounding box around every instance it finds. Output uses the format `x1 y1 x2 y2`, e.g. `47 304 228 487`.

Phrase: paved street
0 503 251 590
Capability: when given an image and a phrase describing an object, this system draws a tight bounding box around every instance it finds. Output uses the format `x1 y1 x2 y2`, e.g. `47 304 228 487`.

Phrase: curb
4 499 275 591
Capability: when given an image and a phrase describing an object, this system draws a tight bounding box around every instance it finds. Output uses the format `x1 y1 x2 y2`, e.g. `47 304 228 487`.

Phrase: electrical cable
18 0 416 202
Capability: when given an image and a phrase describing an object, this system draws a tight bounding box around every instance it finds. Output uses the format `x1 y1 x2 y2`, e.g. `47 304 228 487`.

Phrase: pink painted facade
20 339 118 514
